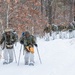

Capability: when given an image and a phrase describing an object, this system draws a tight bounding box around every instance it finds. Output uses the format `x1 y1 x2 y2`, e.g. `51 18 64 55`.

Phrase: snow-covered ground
0 37 75 75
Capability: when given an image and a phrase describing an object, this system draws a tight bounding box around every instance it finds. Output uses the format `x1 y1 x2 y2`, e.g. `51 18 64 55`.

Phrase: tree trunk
48 0 52 24
69 0 73 22
41 0 43 14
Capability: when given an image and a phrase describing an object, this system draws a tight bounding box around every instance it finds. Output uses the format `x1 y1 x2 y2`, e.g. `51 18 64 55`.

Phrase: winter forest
0 0 75 38
0 0 75 75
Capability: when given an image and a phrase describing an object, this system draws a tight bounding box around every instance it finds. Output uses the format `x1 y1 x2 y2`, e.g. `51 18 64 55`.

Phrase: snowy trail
0 38 75 75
